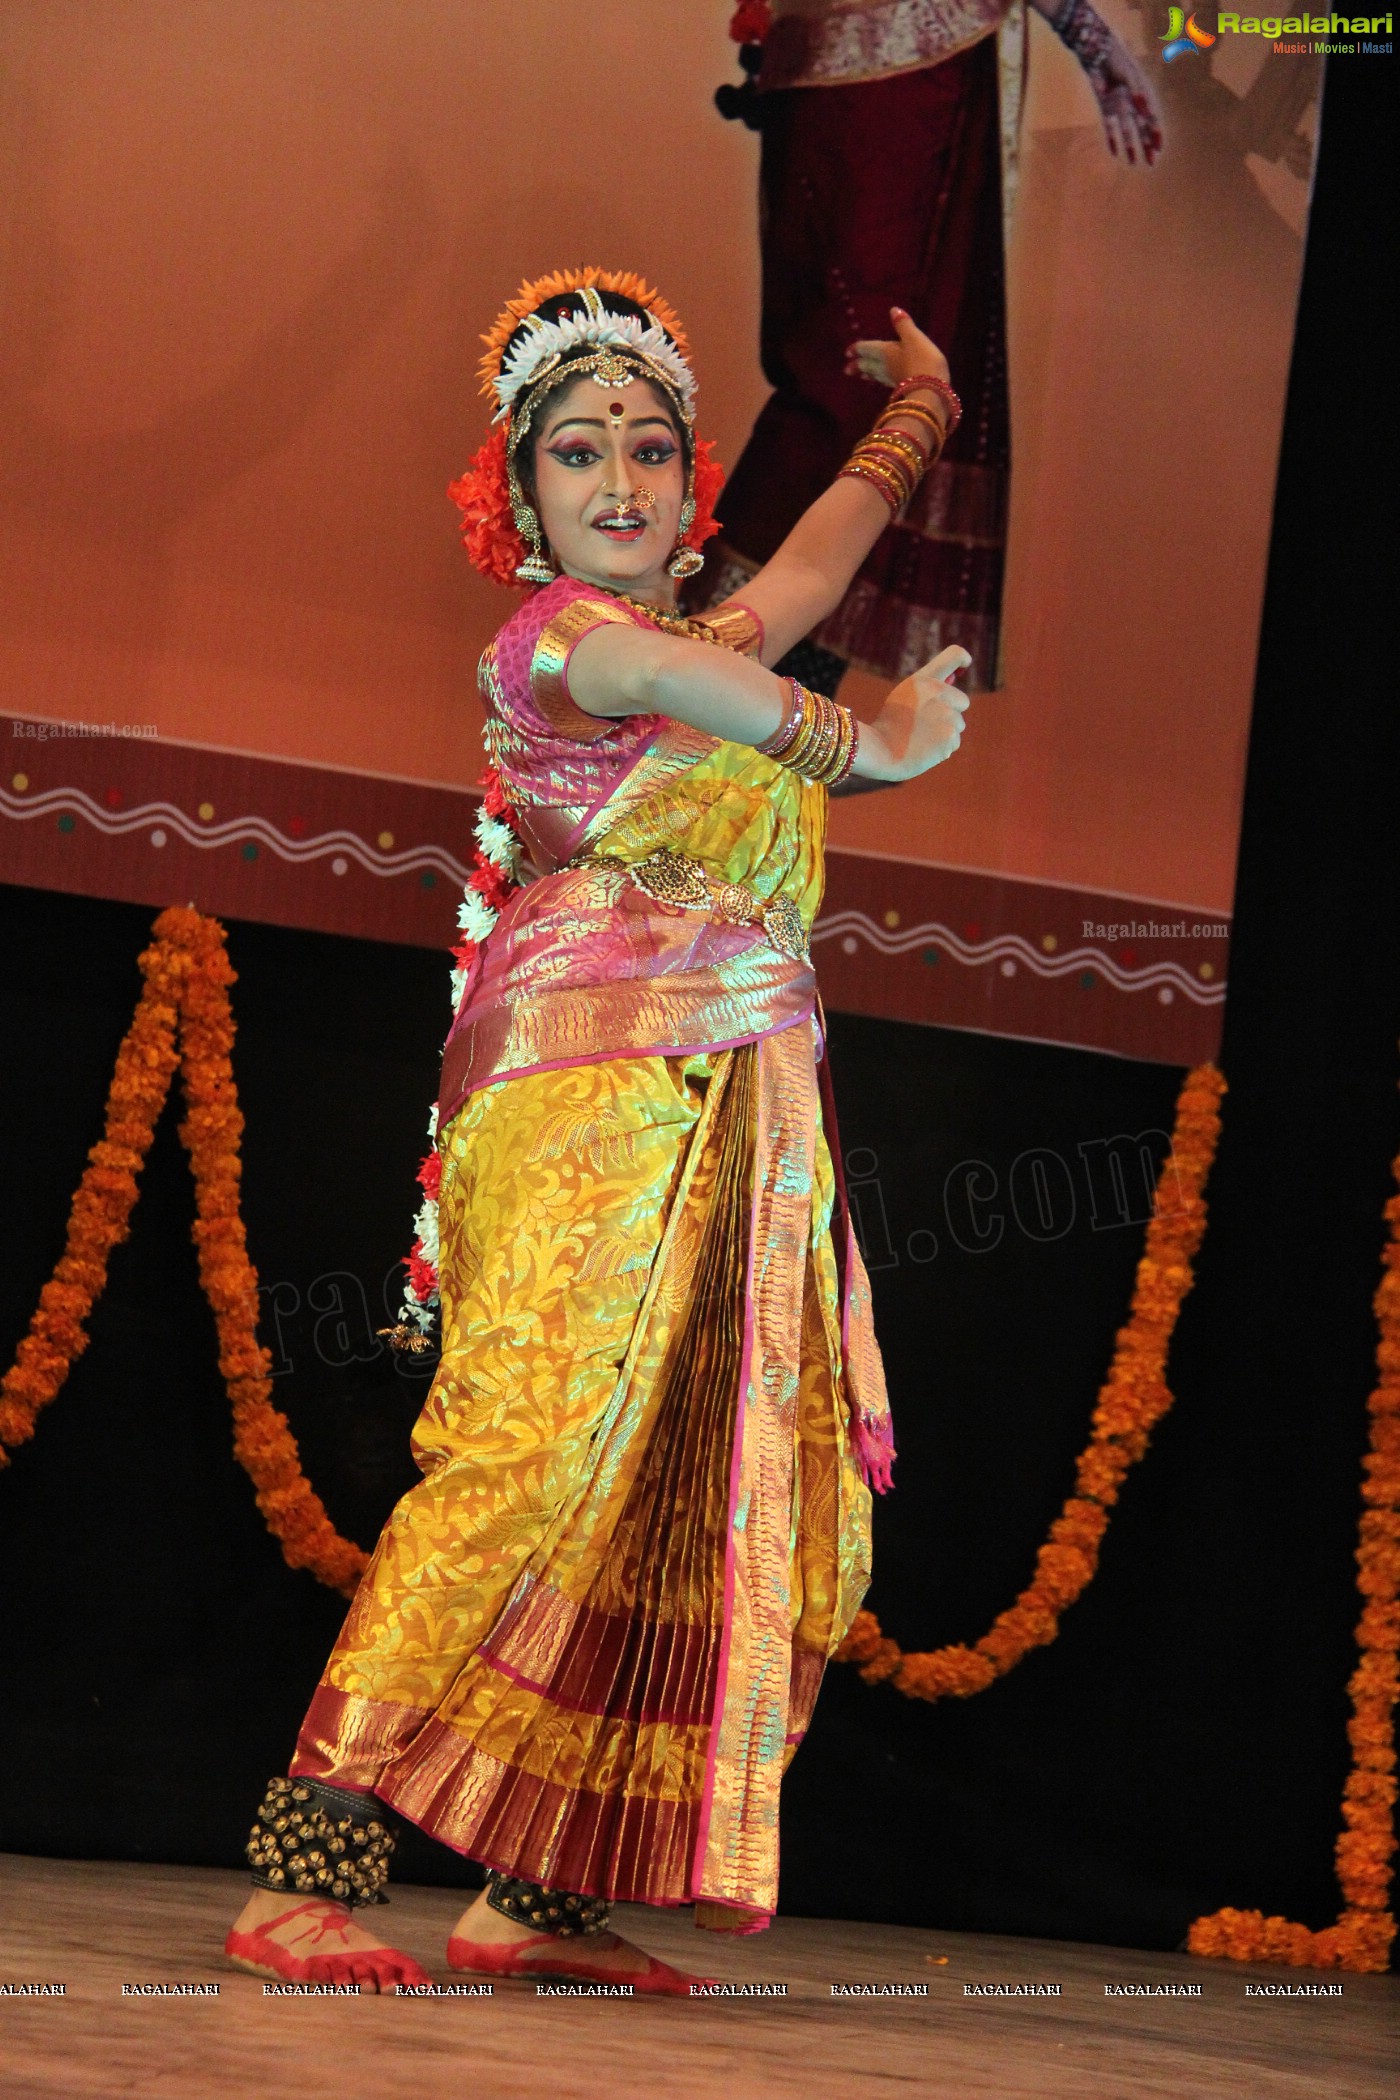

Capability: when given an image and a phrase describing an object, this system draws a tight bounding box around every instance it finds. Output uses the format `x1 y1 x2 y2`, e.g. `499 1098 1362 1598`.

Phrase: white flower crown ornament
492 300 697 426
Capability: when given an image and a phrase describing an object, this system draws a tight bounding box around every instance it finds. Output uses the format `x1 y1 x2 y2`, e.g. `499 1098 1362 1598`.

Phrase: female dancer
225 267 971 1995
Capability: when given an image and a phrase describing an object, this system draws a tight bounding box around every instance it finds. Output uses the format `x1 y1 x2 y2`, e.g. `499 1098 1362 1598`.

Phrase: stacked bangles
839 372 963 518
757 678 859 788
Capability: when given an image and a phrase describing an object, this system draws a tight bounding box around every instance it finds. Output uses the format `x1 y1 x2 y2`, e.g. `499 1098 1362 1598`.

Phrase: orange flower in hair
448 426 526 590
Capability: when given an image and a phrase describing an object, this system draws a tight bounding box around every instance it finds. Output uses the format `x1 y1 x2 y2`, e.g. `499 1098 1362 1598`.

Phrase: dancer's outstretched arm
569 610 971 788
568 306 974 785
712 308 954 671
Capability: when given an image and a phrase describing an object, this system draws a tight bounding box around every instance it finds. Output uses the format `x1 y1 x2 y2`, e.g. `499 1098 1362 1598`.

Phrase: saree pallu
293 1032 873 1925
707 29 1012 687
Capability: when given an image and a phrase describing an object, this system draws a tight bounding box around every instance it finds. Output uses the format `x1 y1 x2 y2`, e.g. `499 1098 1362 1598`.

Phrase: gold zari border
529 595 639 741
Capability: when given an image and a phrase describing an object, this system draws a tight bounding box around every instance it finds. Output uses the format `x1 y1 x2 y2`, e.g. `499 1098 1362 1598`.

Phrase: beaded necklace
610 590 726 645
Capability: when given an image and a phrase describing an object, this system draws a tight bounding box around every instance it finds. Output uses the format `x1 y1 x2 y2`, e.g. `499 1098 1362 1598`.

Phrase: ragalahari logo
1161 5 1218 53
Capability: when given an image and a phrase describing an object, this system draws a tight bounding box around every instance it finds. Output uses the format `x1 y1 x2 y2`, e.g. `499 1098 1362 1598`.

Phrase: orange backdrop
0 2 1318 918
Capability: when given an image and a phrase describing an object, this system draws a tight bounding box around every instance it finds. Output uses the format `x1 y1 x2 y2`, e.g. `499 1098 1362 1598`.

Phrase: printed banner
0 3 1337 1060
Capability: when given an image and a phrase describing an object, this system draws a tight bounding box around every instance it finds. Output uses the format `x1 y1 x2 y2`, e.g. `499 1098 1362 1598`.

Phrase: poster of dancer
0 0 1324 1061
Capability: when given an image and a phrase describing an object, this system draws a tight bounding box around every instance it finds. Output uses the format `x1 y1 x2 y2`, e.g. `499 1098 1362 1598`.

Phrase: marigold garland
1186 1134 1400 1976
836 1061 1226 1700
0 908 368 1598
0 936 181 1460
9 926 1394 1971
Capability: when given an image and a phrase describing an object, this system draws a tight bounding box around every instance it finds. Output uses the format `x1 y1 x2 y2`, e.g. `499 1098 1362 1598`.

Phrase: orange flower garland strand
173 911 367 1597
1186 1136 1400 1976
0 928 181 1460
0 908 367 1599
837 1061 1226 1700
8 925 1394 1973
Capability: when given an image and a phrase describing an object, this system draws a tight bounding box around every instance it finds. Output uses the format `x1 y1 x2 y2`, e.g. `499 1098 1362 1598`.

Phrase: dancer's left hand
1088 40 1163 167
845 307 950 392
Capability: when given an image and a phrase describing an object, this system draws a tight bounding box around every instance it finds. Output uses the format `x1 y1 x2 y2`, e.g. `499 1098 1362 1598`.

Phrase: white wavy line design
0 784 472 886
2 785 1227 1001
812 910 1226 1003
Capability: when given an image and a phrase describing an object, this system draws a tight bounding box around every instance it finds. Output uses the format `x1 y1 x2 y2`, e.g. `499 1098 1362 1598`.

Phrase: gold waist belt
563 846 810 964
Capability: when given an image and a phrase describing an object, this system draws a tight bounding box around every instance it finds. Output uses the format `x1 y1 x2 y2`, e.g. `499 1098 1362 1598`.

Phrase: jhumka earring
505 407 556 584
513 508 555 585
509 479 555 586
667 493 703 580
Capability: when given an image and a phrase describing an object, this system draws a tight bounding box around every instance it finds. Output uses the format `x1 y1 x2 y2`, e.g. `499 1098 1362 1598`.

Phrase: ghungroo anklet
245 1775 396 1907
485 1868 612 1938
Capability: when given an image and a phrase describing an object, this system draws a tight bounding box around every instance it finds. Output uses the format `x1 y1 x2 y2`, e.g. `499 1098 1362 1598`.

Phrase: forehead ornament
593 347 634 388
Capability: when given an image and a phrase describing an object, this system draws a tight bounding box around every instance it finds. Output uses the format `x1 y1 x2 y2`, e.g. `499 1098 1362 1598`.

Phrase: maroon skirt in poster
711 32 1010 688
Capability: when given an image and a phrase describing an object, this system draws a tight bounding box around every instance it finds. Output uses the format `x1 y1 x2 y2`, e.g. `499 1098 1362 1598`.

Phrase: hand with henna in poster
1033 0 1164 166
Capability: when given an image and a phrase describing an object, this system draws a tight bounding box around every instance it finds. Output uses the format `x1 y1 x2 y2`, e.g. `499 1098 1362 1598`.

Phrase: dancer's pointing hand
844 307 951 392
859 646 973 783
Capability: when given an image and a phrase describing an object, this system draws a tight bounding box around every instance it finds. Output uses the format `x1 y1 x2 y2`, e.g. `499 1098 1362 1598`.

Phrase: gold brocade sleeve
690 600 765 659
529 594 639 741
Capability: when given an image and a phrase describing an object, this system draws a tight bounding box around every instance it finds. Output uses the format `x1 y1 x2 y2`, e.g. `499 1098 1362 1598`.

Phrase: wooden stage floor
1 1856 1395 2099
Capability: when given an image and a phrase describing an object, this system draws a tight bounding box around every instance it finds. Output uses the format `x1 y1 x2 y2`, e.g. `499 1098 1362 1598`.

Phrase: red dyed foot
446 1930 717 1998
226 1899 432 1992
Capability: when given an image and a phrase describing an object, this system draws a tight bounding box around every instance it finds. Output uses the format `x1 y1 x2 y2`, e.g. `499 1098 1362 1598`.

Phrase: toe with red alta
225 1899 433 1992
446 1932 718 1998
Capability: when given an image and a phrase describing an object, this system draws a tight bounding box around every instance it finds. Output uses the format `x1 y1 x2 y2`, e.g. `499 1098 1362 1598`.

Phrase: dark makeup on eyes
544 414 679 467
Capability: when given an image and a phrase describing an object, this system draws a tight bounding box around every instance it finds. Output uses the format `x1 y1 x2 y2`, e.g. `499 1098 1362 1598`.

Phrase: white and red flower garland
392 767 523 1342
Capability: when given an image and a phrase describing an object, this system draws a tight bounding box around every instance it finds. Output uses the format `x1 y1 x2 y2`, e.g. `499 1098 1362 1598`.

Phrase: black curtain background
0 54 1394 1954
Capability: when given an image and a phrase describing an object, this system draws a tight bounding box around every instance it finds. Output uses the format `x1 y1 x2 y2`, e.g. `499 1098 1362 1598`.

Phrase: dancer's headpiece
450 267 720 587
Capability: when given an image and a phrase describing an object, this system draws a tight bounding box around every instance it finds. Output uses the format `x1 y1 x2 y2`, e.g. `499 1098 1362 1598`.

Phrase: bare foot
226 1888 430 1992
448 1889 712 1986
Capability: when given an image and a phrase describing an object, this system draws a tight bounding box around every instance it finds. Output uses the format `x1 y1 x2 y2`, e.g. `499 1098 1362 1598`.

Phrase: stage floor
1 1856 1395 2099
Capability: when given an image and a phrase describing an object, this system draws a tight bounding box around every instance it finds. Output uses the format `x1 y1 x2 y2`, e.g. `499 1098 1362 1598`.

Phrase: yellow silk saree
292 576 891 1931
